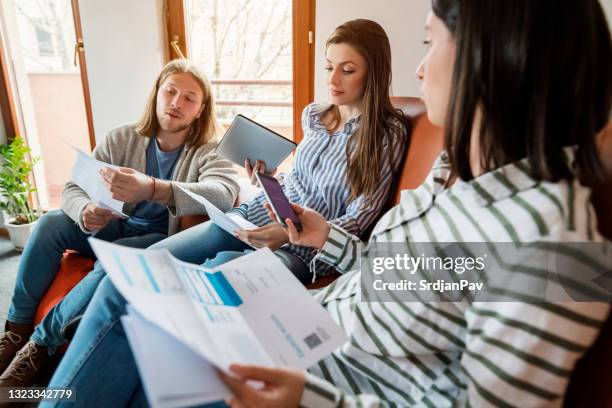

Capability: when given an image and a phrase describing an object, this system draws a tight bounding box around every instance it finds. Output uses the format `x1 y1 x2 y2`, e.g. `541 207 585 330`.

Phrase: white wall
78 0 167 144
314 0 429 101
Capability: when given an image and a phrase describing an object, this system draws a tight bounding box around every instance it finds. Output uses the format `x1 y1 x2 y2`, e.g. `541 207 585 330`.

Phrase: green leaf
0 137 40 221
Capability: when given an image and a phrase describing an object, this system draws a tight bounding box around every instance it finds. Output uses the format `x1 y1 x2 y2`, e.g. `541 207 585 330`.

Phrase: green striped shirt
300 151 611 407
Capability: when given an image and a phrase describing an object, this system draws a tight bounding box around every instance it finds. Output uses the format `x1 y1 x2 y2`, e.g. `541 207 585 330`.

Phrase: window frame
165 0 315 143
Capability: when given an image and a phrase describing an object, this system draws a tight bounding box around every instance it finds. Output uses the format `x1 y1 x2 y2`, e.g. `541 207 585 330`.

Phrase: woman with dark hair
215 0 612 406
132 18 409 285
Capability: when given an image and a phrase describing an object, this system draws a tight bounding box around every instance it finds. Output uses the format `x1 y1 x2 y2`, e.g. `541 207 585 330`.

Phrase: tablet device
216 114 296 170
255 171 302 231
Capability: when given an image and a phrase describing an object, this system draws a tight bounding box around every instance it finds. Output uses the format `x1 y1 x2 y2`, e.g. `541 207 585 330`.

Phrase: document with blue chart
88 238 347 372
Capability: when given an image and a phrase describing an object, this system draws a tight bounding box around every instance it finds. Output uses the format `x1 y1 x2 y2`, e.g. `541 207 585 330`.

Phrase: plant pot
4 218 38 250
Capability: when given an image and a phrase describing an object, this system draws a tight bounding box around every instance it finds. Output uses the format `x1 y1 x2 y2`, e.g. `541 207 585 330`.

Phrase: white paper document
69 146 127 217
89 238 348 408
179 186 257 246
122 307 230 408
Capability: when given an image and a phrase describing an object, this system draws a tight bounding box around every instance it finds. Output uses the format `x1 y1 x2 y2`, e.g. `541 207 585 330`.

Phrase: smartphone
255 171 302 231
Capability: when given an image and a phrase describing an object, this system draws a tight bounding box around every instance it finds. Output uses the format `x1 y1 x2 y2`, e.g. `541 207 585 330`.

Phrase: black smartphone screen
255 172 302 230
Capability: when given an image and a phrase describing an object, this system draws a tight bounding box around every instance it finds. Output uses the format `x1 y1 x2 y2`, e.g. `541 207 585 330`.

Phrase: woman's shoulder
385 110 409 133
302 102 329 116
301 102 330 130
380 111 410 149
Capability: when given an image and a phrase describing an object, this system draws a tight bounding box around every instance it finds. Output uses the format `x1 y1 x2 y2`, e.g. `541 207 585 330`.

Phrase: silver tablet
216 114 297 169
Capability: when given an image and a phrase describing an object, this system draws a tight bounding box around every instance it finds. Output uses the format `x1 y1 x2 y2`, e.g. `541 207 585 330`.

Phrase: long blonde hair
135 59 220 148
323 19 409 202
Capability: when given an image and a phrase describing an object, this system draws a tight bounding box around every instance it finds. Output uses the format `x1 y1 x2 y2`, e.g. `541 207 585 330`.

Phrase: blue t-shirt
126 138 183 234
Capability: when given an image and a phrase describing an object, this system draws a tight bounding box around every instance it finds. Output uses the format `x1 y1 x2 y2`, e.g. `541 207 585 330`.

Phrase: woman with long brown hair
135 18 410 284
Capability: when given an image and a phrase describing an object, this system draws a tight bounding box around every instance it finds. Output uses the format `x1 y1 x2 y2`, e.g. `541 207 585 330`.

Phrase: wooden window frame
165 0 188 60
0 2 96 150
165 0 315 143
71 0 96 150
0 31 18 142
291 0 315 143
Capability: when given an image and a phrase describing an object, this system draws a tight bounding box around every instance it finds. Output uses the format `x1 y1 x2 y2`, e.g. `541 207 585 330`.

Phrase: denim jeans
44 221 309 406
148 219 251 263
150 220 311 283
7 210 166 354
43 252 234 407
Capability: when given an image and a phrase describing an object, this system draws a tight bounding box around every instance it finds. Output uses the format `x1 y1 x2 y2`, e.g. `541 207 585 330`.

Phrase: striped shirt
243 103 406 276
301 151 611 407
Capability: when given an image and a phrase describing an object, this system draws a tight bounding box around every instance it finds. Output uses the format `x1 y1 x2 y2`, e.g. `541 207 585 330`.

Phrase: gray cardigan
61 124 239 235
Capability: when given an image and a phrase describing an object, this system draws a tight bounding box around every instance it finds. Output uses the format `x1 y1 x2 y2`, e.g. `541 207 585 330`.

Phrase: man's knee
35 210 75 235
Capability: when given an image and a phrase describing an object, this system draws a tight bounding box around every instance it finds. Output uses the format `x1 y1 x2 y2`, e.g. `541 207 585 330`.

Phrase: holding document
69 146 128 218
0 59 239 390
88 239 347 406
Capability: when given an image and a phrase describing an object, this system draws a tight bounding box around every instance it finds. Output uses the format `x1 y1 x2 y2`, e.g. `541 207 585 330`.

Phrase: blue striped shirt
243 103 407 276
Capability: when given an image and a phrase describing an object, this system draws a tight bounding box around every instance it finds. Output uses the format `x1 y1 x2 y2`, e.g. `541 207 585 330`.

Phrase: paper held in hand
69 146 128 218
89 238 347 407
178 186 257 247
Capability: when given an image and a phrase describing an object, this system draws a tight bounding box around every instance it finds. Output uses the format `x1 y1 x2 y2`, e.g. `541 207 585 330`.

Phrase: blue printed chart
177 264 243 307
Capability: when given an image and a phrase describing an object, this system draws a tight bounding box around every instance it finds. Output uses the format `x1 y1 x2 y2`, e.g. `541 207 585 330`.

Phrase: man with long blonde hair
0 59 239 388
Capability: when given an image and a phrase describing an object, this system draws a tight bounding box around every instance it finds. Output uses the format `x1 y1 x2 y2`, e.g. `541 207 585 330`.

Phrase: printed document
89 238 347 407
122 307 229 408
179 186 257 247
69 146 127 217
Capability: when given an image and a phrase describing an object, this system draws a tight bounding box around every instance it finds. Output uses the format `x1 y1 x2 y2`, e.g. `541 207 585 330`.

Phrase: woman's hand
220 364 305 408
245 159 277 186
100 167 153 204
265 203 330 250
236 224 289 250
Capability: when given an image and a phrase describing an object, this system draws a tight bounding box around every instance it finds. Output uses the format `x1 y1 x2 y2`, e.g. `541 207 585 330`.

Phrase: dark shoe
0 340 49 387
0 321 32 373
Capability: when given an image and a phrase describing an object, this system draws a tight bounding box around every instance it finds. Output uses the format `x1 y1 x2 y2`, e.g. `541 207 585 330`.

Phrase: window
167 0 314 143
0 0 92 209
35 24 55 57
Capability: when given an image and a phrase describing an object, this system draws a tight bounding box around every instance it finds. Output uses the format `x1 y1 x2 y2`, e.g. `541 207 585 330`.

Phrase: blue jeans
44 253 234 407
148 220 251 263
149 220 311 283
45 222 308 405
7 210 166 354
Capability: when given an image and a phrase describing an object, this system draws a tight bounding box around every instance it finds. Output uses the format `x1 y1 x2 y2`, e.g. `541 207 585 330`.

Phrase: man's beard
159 116 193 134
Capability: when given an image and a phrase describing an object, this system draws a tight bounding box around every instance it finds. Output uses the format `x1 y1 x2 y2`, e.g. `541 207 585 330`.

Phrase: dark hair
324 19 409 202
432 0 612 182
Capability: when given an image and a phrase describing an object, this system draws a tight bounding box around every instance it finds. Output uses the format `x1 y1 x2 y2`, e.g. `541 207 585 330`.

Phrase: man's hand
265 203 330 250
245 159 277 186
100 167 153 204
81 202 117 231
236 224 289 250
220 364 305 408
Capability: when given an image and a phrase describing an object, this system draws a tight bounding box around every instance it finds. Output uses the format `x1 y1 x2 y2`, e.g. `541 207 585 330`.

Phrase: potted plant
0 137 41 250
